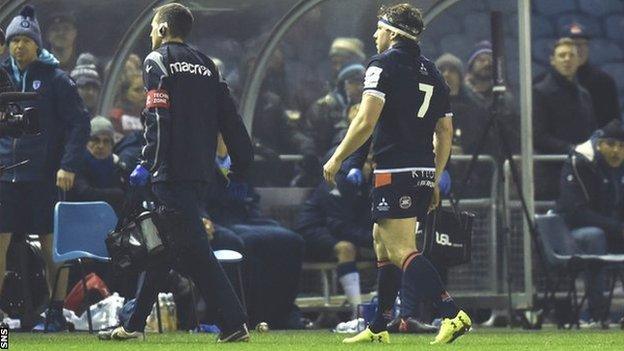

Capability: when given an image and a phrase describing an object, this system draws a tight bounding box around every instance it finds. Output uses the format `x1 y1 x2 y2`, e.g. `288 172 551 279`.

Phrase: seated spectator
109 54 144 137
328 38 366 82
557 120 624 253
70 53 101 115
563 23 620 128
294 154 374 318
533 38 597 154
45 13 78 72
555 121 624 324
435 53 487 156
204 167 305 329
68 117 128 213
298 64 365 159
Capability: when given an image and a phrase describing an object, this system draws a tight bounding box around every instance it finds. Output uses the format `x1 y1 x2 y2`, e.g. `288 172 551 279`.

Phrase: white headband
378 17 418 41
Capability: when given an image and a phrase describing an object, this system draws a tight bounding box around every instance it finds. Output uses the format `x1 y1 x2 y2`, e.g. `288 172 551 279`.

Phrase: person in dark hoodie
69 117 127 213
555 120 624 325
0 6 90 331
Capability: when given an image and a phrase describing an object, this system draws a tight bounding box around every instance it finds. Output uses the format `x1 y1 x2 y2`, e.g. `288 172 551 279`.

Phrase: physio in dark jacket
0 6 90 332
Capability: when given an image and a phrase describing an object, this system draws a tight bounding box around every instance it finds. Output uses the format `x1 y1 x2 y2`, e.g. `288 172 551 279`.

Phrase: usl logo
435 232 452 246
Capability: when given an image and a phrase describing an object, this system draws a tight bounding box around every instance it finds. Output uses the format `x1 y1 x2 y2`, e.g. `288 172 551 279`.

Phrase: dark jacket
0 53 90 181
533 69 596 154
556 139 624 241
294 174 372 246
69 151 127 213
141 42 252 183
577 63 621 128
449 84 490 155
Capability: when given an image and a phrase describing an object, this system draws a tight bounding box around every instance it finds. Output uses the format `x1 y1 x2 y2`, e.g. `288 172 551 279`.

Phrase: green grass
8 328 624 351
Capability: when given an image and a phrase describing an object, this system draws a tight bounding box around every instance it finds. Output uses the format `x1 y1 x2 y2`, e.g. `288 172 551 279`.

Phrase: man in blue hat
0 5 90 331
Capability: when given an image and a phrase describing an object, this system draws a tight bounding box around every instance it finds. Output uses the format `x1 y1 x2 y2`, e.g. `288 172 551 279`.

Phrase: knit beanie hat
435 53 464 76
467 40 492 70
5 5 42 48
598 119 624 141
337 63 365 83
71 53 101 87
329 38 365 60
90 116 115 138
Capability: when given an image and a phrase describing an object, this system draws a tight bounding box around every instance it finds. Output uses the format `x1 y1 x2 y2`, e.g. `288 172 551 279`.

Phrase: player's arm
140 51 171 173
433 116 453 184
323 94 383 185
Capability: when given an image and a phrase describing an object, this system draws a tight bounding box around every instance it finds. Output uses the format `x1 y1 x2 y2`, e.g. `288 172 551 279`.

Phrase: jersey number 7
417 83 434 118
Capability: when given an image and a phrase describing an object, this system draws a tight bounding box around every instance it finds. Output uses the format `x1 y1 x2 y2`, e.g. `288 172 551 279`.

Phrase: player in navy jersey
323 3 471 344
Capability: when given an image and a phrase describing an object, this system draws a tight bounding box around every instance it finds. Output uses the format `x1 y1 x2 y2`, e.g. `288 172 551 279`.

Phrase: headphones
158 22 168 37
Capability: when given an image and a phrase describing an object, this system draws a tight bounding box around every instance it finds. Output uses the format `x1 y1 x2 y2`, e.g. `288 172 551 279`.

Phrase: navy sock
401 252 459 319
369 261 402 333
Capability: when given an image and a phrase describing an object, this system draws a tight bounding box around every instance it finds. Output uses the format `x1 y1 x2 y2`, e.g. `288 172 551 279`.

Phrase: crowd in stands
0 1 623 332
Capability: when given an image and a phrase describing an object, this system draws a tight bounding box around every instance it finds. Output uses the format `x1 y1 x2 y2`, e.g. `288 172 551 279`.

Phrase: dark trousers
126 182 247 332
227 218 304 328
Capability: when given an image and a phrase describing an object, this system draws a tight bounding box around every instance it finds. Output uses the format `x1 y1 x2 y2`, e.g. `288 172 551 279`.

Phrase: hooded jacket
556 139 624 237
0 50 90 181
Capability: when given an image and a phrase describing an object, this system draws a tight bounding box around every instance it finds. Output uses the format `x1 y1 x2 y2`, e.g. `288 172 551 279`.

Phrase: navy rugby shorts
371 168 435 221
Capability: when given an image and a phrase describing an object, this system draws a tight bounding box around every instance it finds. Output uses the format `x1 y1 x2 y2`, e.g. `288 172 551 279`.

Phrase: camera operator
0 6 90 331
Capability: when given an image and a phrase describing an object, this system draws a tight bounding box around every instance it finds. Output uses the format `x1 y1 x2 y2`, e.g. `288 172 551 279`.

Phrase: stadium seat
578 0 624 17
535 212 624 328
588 39 623 64
463 12 490 41
605 15 624 41
533 0 577 16
50 201 117 333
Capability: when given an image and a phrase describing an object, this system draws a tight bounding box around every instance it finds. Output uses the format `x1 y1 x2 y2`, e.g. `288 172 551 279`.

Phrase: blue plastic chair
48 201 117 333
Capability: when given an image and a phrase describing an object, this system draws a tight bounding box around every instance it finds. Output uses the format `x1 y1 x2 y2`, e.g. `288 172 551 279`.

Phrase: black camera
0 92 40 138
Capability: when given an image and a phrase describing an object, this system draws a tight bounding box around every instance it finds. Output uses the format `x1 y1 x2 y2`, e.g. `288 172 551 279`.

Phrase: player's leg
343 225 396 343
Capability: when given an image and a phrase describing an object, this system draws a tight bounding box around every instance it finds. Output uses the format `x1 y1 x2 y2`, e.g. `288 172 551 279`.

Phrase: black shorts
371 168 435 222
0 181 57 234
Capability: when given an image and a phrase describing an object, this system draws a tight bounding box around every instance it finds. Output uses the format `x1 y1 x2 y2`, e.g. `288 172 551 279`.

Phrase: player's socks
337 261 362 317
369 261 402 333
401 252 459 319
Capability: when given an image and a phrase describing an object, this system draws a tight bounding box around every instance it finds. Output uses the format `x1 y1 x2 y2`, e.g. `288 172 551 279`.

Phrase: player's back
364 41 452 170
148 42 221 181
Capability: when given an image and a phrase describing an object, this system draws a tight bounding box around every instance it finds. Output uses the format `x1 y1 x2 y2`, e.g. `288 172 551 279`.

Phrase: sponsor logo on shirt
399 196 412 209
169 61 212 76
377 197 390 211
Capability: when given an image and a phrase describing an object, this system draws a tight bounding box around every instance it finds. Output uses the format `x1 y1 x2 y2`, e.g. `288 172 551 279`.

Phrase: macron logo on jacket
169 61 212 76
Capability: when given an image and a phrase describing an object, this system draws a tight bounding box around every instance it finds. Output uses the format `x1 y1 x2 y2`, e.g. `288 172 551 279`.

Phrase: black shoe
217 323 250 343
387 316 438 334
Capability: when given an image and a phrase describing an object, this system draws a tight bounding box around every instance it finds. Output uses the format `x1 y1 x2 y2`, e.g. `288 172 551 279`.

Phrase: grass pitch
8 328 624 351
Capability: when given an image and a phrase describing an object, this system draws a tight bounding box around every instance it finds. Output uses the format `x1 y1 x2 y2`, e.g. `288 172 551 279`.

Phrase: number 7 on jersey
417 83 434 118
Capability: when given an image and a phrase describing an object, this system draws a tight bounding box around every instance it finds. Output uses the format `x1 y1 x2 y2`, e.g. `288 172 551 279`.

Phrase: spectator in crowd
0 6 90 331
68 117 127 213
563 23 620 128
556 120 624 324
557 120 624 253
110 55 144 136
295 154 374 318
298 64 365 159
70 53 101 116
0 28 5 57
204 164 305 329
533 38 596 154
464 40 518 154
328 38 366 82
435 53 487 155
45 13 78 72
